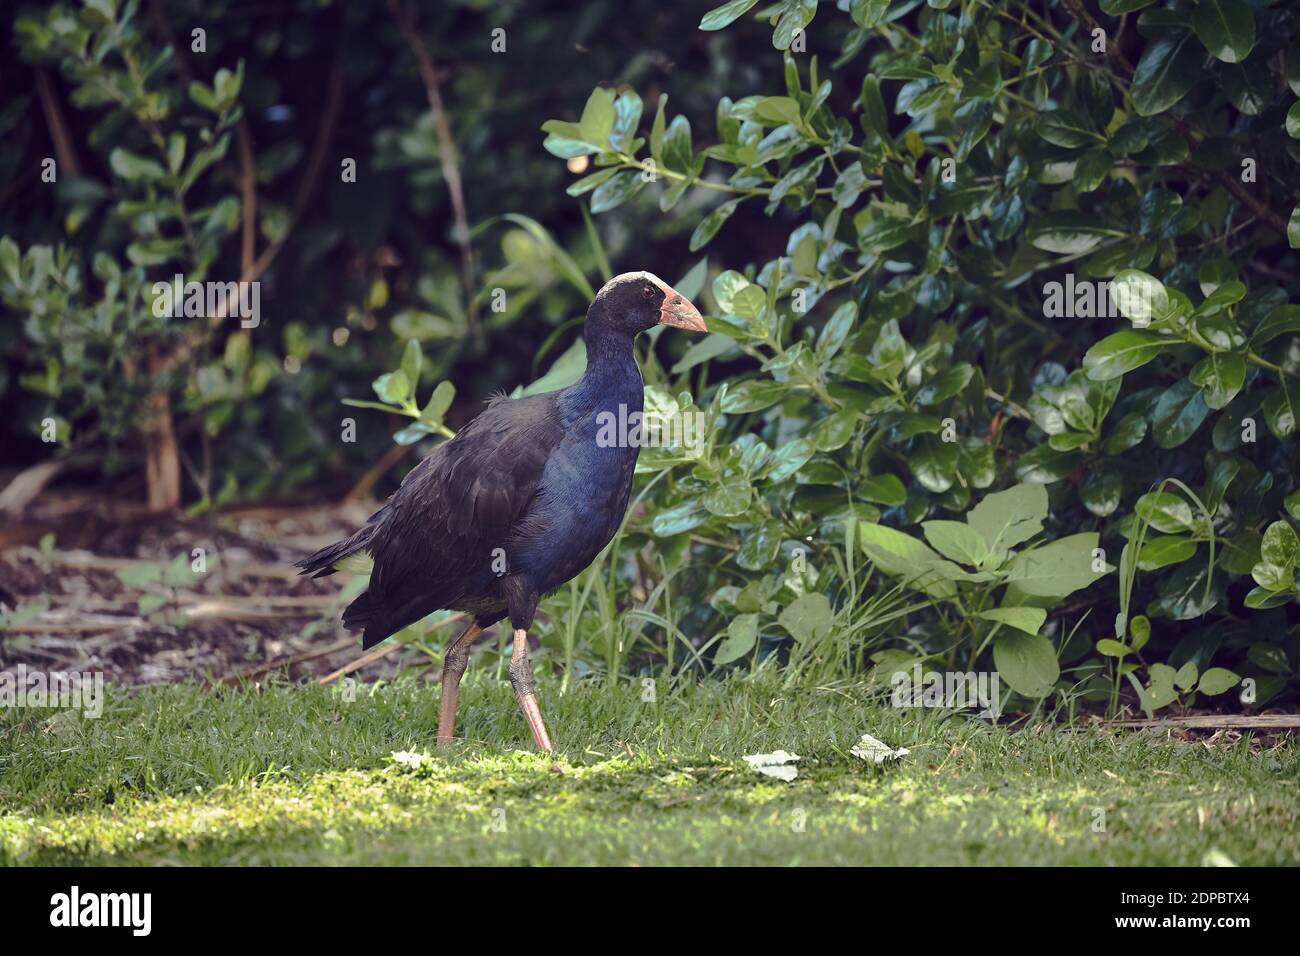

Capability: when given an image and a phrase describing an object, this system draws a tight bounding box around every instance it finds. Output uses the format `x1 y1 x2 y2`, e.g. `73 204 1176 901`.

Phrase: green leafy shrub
517 0 1300 712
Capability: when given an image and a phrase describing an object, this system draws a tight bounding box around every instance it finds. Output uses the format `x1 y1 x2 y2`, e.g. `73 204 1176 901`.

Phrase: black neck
581 321 638 380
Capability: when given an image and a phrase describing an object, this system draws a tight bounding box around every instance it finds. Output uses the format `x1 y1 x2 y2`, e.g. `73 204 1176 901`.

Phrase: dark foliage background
2 0 1298 714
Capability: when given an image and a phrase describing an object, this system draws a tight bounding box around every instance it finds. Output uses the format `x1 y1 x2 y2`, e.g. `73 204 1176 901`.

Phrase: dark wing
345 393 565 646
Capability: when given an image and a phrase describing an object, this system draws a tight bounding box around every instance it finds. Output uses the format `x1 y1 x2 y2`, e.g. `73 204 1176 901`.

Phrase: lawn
1 674 1295 866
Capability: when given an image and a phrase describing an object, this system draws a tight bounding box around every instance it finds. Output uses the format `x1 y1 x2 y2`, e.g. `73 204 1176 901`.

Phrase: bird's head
588 271 706 336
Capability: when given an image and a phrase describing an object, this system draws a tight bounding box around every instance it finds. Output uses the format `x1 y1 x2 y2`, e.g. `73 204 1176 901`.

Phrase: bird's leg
437 621 482 745
508 627 552 753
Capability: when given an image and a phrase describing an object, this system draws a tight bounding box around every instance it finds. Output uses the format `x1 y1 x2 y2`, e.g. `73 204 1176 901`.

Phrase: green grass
1 674 1296 865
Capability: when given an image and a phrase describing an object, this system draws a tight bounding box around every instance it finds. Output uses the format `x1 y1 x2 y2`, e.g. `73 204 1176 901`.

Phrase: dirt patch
0 498 443 686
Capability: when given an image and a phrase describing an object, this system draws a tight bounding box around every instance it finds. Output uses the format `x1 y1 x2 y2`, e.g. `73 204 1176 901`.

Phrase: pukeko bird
298 272 705 751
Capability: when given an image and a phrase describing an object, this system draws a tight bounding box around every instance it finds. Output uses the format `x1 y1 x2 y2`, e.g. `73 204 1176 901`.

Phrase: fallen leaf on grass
850 734 910 764
743 750 801 781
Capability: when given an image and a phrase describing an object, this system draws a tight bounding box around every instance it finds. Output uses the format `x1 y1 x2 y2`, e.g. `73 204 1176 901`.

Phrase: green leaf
393 423 434 445
1259 519 1299 570
859 76 890 142
1287 102 1300 140
109 148 166 181
915 364 975 406
978 606 1047 636
577 88 616 147
1192 0 1254 64
400 339 422 391
1104 412 1148 454
911 434 959 493
0 237 20 287
1196 667 1240 695
701 475 753 517
1138 534 1199 570
1252 305 1300 346
1036 110 1104 148
672 332 734 374
772 0 817 51
590 171 646 213
851 0 891 29
565 167 620 197
1082 330 1166 380
1152 379 1211 448
735 520 783 571
1027 212 1125 254
1004 533 1109 598
689 199 740 251
778 592 833 643
1135 490 1197 533
764 437 816 482
1189 352 1246 410
967 483 1048 551
858 523 962 599
167 133 186 175
420 381 455 424
1110 269 1168 327
922 520 990 567
817 302 857 359
372 371 410 405
858 215 918 255
1013 445 1082 484
663 115 693 173
699 0 760 31
858 474 907 506
1262 381 1297 438
1131 30 1202 116
1197 258 1238 297
832 162 868 208
652 498 706 536
994 631 1060 697
116 562 162 588
720 380 786 413
713 613 759 665
712 270 750 314
754 96 802 127
1081 468 1123 517
1099 0 1157 13
1095 639 1131 658
1073 149 1113 192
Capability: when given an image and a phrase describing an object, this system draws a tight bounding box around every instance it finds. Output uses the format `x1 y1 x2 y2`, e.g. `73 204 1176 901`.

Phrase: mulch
0 492 434 686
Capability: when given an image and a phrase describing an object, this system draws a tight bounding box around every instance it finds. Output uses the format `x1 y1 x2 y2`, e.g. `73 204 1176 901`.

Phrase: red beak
654 281 707 333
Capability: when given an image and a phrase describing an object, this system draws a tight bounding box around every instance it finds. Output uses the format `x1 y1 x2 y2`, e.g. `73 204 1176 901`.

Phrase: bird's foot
509 627 553 752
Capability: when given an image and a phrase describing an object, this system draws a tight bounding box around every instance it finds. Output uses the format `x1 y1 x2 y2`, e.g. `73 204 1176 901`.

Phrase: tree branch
389 0 482 349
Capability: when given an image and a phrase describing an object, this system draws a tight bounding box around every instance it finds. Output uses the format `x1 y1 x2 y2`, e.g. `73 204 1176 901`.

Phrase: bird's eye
642 287 655 298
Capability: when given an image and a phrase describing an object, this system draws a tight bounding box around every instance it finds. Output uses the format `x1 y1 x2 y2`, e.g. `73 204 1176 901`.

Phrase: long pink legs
437 622 482 745
508 628 553 752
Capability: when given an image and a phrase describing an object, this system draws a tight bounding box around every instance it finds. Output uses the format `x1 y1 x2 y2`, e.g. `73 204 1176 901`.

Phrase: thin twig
317 613 466 685
33 67 79 176
389 0 482 349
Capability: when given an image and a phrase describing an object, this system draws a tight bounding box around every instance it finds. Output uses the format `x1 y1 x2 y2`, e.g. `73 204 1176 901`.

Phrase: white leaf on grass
743 750 801 781
850 734 910 764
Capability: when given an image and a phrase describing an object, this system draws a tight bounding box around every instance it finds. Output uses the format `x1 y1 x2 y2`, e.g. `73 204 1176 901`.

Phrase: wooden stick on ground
318 613 465 685
215 636 357 687
1105 715 1300 730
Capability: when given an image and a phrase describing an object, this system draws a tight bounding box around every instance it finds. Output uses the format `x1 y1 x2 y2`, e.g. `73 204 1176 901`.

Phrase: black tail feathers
294 526 375 579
